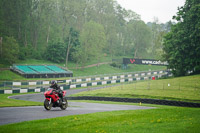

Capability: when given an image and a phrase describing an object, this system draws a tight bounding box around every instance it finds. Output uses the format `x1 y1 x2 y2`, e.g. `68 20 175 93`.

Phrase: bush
44 41 66 63
18 44 34 60
110 62 121 68
1 36 19 64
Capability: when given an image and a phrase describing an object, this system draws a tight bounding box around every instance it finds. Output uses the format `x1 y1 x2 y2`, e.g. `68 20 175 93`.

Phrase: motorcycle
44 88 68 110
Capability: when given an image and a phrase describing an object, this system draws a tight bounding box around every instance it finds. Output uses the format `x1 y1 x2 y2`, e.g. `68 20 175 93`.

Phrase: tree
0 37 2 58
44 41 66 63
71 45 84 69
149 19 166 59
163 0 200 76
79 21 106 68
18 44 34 60
0 0 158 66
1 37 19 64
65 28 80 67
125 20 152 58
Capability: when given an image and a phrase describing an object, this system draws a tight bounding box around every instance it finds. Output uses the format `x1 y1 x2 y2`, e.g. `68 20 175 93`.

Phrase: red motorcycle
44 88 68 110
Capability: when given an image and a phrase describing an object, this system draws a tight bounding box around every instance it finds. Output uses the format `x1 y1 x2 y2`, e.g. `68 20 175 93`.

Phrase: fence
0 70 172 94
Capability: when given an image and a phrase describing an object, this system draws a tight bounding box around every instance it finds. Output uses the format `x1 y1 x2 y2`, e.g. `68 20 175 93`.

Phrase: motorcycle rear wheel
44 99 53 110
60 98 68 110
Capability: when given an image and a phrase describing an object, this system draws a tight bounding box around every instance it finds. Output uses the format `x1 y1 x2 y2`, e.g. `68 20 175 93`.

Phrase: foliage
110 62 121 68
18 44 34 60
147 20 171 59
163 0 200 76
125 20 152 58
0 0 173 66
78 21 106 68
71 45 83 67
44 42 66 63
1 37 19 64
65 27 80 67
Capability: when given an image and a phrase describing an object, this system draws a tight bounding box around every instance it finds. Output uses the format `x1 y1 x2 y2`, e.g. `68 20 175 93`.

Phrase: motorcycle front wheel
60 98 68 110
44 99 53 110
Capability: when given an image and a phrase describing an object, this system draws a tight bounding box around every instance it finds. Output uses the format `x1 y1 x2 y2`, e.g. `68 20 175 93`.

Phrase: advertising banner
123 58 168 66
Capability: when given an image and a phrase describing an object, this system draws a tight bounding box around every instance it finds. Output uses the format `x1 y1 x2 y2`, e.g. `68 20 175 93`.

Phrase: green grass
13 56 112 68
0 93 42 107
17 56 113 68
73 64 166 77
0 70 26 81
0 63 166 81
0 105 199 133
71 75 200 103
0 74 199 132
17 59 55 65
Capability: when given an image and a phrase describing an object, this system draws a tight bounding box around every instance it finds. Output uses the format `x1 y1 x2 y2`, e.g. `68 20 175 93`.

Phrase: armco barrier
0 74 168 94
67 96 200 108
0 70 171 87
0 70 172 94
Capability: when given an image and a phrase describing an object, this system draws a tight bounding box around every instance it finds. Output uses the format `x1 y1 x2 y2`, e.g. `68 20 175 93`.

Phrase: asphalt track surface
0 87 155 125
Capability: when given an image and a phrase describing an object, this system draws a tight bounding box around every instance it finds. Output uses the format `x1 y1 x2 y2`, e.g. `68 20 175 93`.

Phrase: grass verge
71 75 200 103
0 105 199 133
0 70 26 81
0 93 42 107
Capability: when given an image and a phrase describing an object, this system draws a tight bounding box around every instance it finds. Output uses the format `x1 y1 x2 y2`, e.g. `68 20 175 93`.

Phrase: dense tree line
163 0 200 76
0 0 170 68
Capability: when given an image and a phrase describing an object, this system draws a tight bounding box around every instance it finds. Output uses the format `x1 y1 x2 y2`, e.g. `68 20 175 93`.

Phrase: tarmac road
0 87 155 125
9 86 117 102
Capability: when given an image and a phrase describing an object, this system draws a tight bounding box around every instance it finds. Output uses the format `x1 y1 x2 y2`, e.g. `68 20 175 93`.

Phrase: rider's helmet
50 80 57 86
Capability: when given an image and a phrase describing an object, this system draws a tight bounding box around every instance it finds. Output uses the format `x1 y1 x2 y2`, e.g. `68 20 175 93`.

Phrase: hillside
0 59 166 81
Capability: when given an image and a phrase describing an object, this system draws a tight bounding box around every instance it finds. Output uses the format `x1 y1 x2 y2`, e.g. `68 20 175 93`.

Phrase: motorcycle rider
50 80 65 104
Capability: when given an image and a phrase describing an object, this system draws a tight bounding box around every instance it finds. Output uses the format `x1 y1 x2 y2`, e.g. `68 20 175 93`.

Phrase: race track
0 87 155 125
